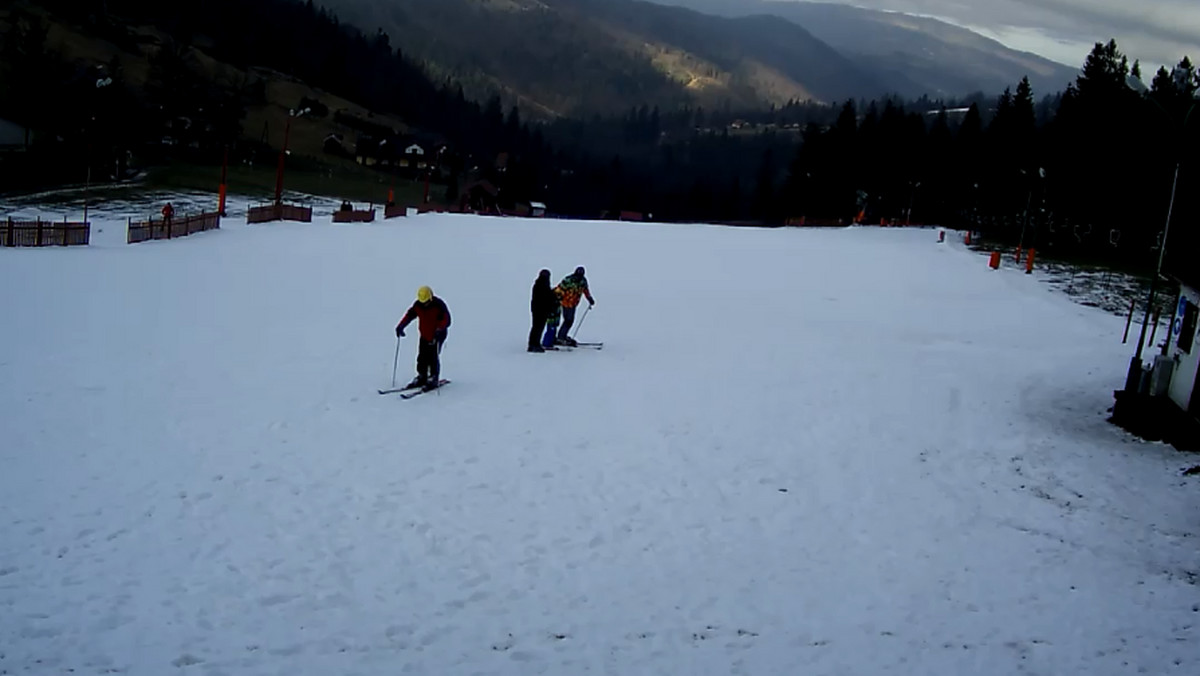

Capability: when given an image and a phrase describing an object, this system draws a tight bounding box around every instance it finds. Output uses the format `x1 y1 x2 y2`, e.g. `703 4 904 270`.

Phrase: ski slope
1 212 1198 675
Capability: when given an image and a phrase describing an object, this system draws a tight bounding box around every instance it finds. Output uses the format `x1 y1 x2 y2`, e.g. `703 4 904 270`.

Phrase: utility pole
274 108 310 205
83 76 113 226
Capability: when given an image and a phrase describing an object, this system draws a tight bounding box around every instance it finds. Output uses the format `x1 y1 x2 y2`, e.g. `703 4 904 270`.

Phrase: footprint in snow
445 590 490 609
419 625 457 646
386 624 415 647
171 654 203 667
268 644 304 657
258 593 299 607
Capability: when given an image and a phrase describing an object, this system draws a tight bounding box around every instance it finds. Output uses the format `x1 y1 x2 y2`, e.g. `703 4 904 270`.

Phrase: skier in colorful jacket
554 266 595 346
396 286 451 390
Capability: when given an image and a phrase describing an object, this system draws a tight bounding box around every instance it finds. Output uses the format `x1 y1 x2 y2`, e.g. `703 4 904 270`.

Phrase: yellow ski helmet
416 286 433 303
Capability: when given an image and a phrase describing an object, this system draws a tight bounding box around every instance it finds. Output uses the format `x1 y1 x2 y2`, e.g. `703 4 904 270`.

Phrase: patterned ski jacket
554 273 593 309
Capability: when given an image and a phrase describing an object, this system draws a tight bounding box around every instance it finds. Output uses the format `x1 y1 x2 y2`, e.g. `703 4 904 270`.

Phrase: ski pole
436 336 444 396
390 336 401 388
571 304 591 339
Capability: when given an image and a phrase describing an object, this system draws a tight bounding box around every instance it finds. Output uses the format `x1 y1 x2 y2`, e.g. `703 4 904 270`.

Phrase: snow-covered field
2 211 1198 675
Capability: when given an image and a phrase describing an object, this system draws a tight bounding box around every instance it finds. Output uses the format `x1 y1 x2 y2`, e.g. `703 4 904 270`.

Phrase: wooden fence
247 203 313 224
127 212 221 244
2 217 90 247
332 208 376 223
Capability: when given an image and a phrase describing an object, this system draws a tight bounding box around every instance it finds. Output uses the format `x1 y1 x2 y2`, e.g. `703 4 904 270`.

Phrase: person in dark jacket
528 269 558 352
396 285 451 390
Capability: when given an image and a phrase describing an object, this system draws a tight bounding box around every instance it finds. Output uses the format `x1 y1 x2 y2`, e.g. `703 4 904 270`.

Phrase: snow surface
1 210 1199 675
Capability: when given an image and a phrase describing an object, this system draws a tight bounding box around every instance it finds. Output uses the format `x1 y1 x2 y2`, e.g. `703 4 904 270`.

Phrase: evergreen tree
753 148 776 221
505 106 522 147
958 103 983 144
1013 77 1036 134
1077 39 1131 101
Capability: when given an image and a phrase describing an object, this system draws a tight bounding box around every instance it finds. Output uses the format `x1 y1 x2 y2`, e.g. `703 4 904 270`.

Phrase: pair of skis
378 341 602 398
550 341 604 351
378 379 450 399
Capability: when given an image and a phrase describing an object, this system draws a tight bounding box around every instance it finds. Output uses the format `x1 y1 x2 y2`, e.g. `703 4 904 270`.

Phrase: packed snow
1 208 1198 675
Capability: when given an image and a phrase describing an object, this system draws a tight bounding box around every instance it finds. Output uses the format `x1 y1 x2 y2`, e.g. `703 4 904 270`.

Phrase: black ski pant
557 305 577 340
417 336 443 381
529 312 548 349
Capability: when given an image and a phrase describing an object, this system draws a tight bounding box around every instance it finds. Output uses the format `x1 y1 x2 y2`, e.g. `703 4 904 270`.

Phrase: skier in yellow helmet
395 285 451 391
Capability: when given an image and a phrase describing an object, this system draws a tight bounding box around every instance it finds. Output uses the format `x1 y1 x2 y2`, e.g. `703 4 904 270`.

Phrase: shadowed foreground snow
1 214 1198 675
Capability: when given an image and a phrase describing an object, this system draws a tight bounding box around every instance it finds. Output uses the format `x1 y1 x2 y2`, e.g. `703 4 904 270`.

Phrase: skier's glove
435 328 447 342
396 325 405 337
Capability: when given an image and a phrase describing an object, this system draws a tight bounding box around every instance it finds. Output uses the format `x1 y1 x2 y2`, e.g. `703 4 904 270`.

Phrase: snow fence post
1025 249 1036 274
989 251 1001 269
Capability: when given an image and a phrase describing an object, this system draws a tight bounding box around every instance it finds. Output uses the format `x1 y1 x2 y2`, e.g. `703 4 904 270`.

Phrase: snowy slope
1 212 1198 675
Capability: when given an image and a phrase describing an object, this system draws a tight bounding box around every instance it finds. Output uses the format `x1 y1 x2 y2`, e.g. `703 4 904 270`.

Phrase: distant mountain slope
559 0 900 104
323 0 894 116
340 0 687 117
652 0 1080 98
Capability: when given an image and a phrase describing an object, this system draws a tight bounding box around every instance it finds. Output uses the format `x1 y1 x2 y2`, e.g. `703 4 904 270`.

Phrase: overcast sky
776 0 1200 71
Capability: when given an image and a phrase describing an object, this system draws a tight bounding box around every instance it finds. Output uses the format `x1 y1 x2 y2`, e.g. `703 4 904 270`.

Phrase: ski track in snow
1 212 1198 675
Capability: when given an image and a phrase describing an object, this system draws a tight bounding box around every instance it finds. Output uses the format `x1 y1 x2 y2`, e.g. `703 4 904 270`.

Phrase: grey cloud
774 0 1200 65
1008 0 1200 53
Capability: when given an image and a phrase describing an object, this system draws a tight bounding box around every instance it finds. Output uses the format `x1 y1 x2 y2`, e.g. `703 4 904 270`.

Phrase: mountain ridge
323 0 908 116
652 0 1080 98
